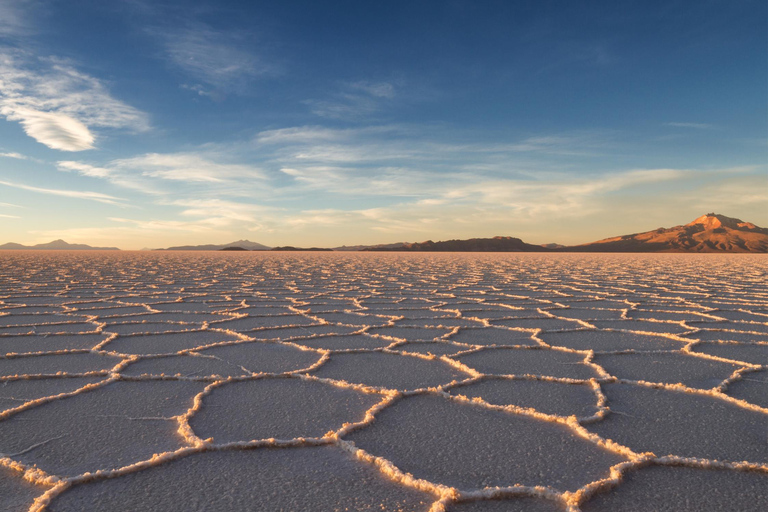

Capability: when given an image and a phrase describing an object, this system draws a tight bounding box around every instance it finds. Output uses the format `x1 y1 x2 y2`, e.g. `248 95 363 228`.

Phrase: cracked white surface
0 252 766 511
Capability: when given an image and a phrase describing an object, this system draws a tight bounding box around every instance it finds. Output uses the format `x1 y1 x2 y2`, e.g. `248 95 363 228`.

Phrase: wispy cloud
441 168 688 215
507 134 610 156
112 153 266 182
0 179 125 204
57 151 268 200
170 198 277 224
304 81 397 121
0 151 26 159
150 22 277 97
666 122 715 129
253 125 616 201
0 0 33 36
0 49 149 151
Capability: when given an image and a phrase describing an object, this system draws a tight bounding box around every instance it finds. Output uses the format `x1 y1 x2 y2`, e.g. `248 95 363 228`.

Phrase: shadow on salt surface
397 342 468 356
0 377 104 413
447 497 564 512
390 309 460 319
367 326 453 341
0 323 100 335
103 322 201 335
687 320 768 334
148 302 233 314
456 348 599 380
0 333 110 355
446 327 537 347
74 305 152 316
726 370 768 408
311 312 393 326
292 334 391 350
626 310 714 322
346 394 625 491
102 331 241 355
121 353 250 378
592 352 743 389
0 353 121 377
581 465 768 512
551 308 626 321
491 318 583 331
222 305 295 315
197 341 321 373
539 330 685 351
0 464 50 511
449 379 599 418
586 383 768 463
210 314 318 331
684 330 768 343
47 445 435 512
104 312 229 324
248 324 359 340
587 320 692 335
190 377 382 442
0 380 207 476
309 351 471 390
709 310 768 322
0 314 91 326
455 308 548 320
396 318 483 328
690 342 768 365
0 306 68 314
125 342 321 378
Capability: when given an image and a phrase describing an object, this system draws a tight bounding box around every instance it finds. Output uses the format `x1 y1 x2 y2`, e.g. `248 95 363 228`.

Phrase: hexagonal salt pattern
0 252 765 511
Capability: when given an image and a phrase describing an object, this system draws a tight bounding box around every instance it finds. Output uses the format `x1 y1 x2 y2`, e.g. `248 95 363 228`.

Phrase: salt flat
0 252 766 511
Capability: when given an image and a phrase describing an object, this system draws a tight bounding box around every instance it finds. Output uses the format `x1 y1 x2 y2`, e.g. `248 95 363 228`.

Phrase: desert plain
0 251 766 511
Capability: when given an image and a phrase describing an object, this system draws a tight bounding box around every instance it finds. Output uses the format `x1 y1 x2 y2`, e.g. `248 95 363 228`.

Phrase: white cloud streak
0 0 32 36
0 49 149 151
304 81 397 120
149 22 278 96
0 151 27 159
0 179 125 204
59 151 266 194
666 122 715 130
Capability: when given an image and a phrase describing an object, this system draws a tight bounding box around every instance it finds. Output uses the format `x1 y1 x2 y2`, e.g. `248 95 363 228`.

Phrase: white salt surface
0 252 766 511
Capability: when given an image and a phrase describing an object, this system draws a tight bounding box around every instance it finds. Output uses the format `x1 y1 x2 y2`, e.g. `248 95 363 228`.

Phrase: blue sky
0 0 765 249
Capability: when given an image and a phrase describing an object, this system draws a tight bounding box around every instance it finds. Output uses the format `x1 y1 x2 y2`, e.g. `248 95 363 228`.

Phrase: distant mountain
363 236 551 252
334 242 410 251
161 240 271 251
270 246 334 251
572 213 768 253
0 239 120 250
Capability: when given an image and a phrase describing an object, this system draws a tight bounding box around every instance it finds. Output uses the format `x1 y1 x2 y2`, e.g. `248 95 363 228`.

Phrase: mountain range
0 239 119 251
361 236 547 252
1 214 766 253
160 240 271 251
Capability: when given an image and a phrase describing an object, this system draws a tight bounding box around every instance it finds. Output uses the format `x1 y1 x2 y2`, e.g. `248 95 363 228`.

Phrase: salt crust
0 252 765 511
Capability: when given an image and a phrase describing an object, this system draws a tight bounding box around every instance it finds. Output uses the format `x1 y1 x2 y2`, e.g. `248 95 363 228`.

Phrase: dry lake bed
0 252 766 511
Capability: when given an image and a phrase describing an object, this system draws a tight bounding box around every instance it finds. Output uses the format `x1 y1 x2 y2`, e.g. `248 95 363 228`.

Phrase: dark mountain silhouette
270 246 334 251
334 242 409 251
161 240 271 251
0 239 119 250
363 236 551 252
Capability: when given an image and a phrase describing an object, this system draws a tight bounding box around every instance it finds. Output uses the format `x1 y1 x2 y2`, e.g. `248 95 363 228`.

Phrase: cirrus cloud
0 49 149 151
